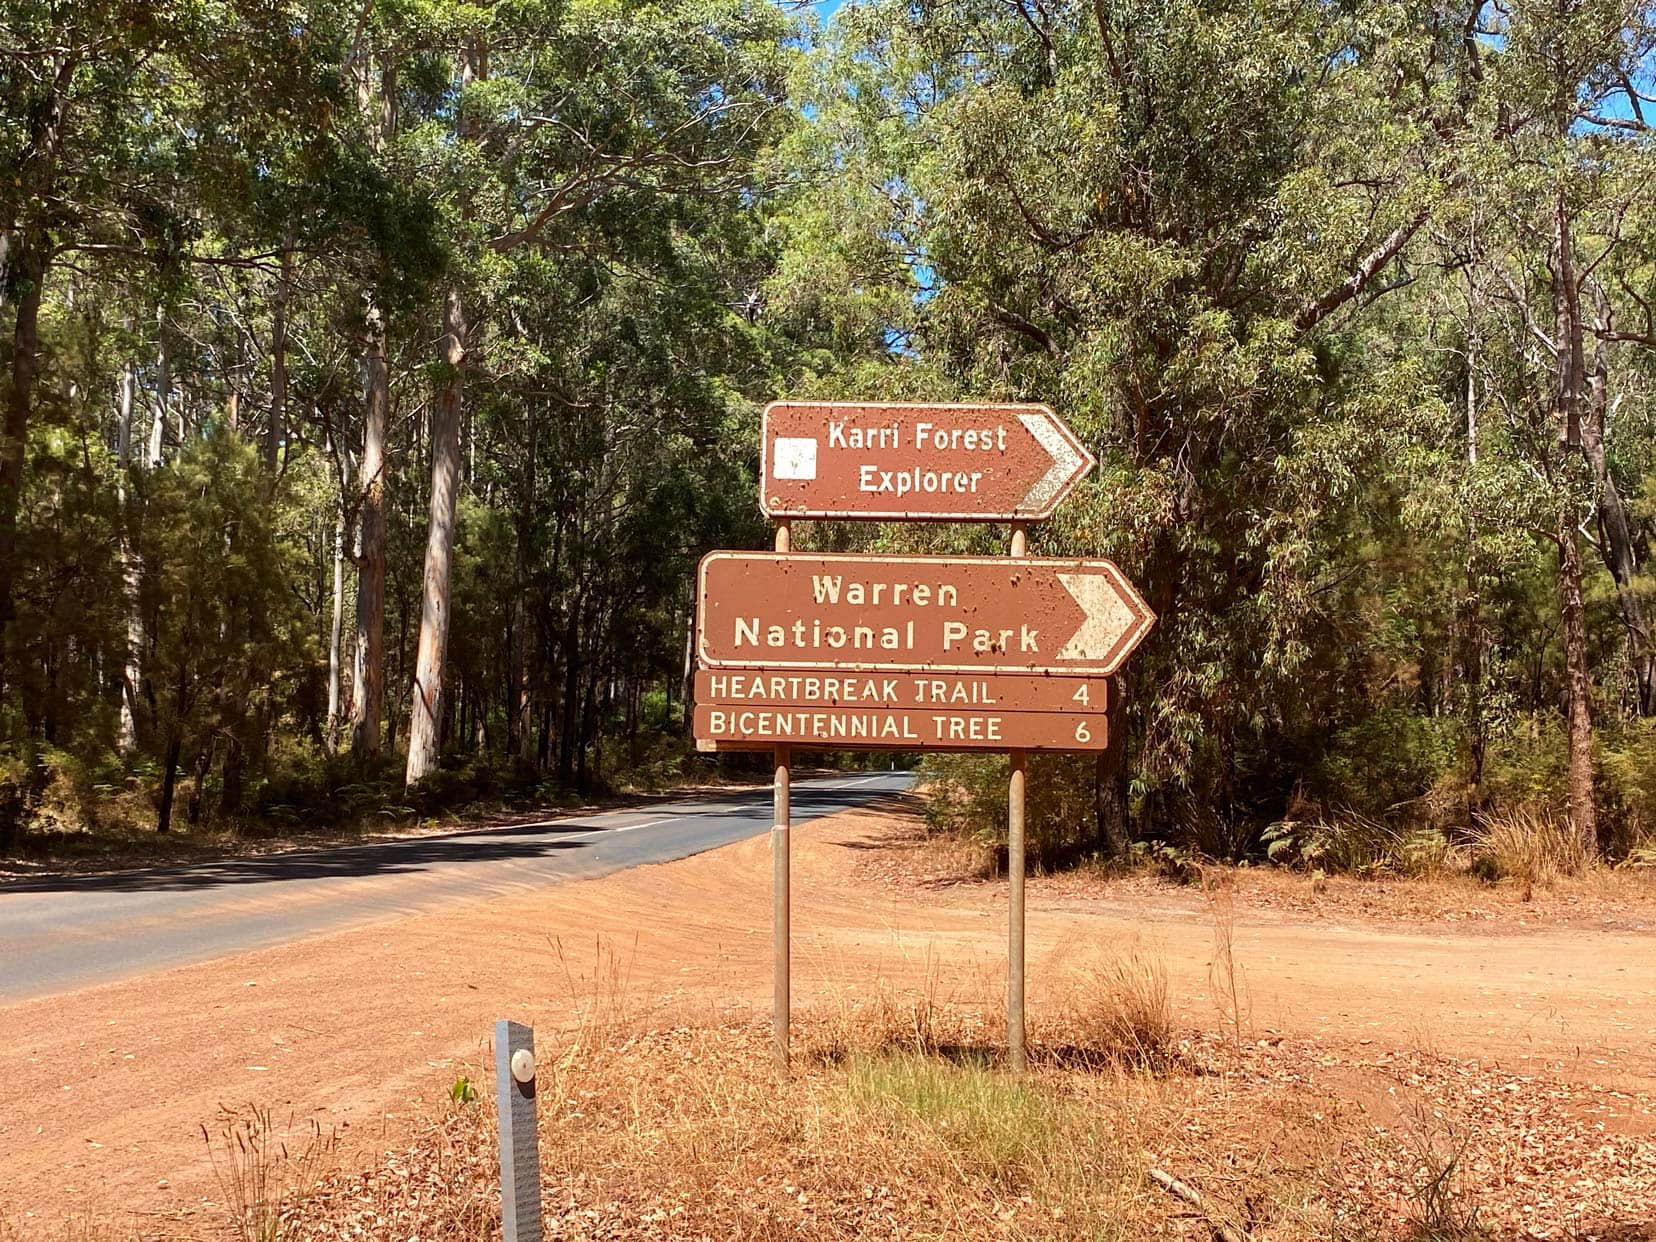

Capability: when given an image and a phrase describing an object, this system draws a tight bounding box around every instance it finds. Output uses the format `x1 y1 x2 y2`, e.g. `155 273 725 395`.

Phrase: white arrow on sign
1056 570 1153 665
1019 412 1093 516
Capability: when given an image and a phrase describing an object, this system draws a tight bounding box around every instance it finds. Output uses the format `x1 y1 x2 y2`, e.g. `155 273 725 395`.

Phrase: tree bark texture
267 243 294 473
156 731 181 834
1554 191 1585 450
405 288 467 786
351 312 389 759
147 323 168 468
1557 504 1598 855
1093 673 1130 858
327 511 345 748
1582 318 1655 715
117 359 143 753
0 238 47 703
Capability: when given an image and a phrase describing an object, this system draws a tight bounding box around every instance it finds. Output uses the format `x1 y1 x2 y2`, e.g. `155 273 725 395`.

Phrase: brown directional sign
760 402 1095 521
696 552 1155 676
695 669 1107 713
694 704 1107 752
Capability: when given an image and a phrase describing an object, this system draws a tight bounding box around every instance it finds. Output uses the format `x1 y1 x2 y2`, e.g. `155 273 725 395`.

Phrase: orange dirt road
3 794 1655 1238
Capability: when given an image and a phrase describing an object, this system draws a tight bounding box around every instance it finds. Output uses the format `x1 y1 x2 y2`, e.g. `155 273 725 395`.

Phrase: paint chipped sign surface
761 402 1095 521
695 553 1155 676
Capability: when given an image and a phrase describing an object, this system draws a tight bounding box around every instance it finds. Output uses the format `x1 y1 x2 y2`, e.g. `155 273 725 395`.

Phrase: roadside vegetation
922 750 1656 881
14 962 1651 1241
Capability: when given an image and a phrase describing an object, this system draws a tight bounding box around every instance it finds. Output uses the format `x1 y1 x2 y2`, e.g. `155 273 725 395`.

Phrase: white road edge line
611 818 672 833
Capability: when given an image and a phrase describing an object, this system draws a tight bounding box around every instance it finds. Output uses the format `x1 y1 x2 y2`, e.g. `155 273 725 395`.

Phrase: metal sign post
692 400 1153 1076
1007 522 1028 1072
773 741 791 1071
773 520 792 1073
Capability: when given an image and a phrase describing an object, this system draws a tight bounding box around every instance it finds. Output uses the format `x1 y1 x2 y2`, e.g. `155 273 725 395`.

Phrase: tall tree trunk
680 599 695 736
0 238 47 706
1554 191 1585 450
0 59 70 718
1463 340 1488 793
157 657 188 834
405 39 480 788
0 242 36 810
117 359 143 753
351 310 388 759
1552 185 1596 855
219 724 245 816
1557 503 1597 855
186 738 214 826
267 241 295 473
1581 306 1655 715
147 320 168 468
405 288 467 787
157 731 182 834
1093 673 1130 858
507 413 535 761
558 614 580 789
326 509 345 749
508 596 529 759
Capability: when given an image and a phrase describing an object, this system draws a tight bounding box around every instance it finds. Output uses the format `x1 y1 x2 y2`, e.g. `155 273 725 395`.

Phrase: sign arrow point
1017 412 1093 516
1057 569 1154 671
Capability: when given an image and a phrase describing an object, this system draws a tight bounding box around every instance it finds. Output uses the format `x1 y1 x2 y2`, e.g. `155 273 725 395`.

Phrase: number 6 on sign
1074 720 1091 743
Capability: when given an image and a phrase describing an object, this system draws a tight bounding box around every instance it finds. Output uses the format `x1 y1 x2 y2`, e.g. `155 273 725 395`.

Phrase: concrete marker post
1008 521 1029 1073
773 519 792 1073
495 1018 542 1242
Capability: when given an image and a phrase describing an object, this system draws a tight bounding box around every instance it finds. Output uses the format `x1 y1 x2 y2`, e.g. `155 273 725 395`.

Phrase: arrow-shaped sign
697 552 1155 676
760 402 1095 522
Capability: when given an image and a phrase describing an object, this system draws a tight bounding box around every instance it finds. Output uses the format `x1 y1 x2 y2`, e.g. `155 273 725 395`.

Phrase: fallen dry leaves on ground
273 1013 1656 1242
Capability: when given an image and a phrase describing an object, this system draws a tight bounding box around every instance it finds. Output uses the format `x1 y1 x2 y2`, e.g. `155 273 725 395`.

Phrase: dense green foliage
2 0 1654 861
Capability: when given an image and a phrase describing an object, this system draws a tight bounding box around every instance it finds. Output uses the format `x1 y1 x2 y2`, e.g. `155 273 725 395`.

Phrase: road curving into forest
0 769 913 1001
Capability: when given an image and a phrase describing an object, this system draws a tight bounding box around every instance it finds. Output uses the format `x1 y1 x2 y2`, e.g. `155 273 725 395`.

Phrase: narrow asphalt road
0 770 914 1002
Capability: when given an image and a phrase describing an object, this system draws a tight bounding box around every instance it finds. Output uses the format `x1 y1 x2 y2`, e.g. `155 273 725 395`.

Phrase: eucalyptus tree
766 0 1492 849
1432 0 1656 851
401 0 793 787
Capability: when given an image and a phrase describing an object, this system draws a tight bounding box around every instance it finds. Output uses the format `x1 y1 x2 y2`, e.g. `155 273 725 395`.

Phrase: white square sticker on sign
773 437 818 480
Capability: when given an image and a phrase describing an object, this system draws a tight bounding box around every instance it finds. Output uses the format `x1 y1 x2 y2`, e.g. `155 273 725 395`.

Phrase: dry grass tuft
1046 949 1177 1070
1396 1101 1488 1241
1205 884 1251 1049
798 965 991 1063
1474 806 1588 887
550 933 646 1062
202 1104 338 1242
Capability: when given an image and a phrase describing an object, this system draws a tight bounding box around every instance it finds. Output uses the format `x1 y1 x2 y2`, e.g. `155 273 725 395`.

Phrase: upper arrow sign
760 401 1095 522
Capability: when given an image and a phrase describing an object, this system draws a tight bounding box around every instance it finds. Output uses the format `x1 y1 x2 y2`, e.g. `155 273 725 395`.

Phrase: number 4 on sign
1072 685 1090 707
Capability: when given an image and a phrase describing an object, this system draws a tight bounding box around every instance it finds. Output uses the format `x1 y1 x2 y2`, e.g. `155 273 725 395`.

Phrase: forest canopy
3 0 1654 864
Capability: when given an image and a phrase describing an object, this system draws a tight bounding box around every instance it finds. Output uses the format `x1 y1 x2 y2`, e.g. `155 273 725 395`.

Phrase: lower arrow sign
696 553 1155 676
